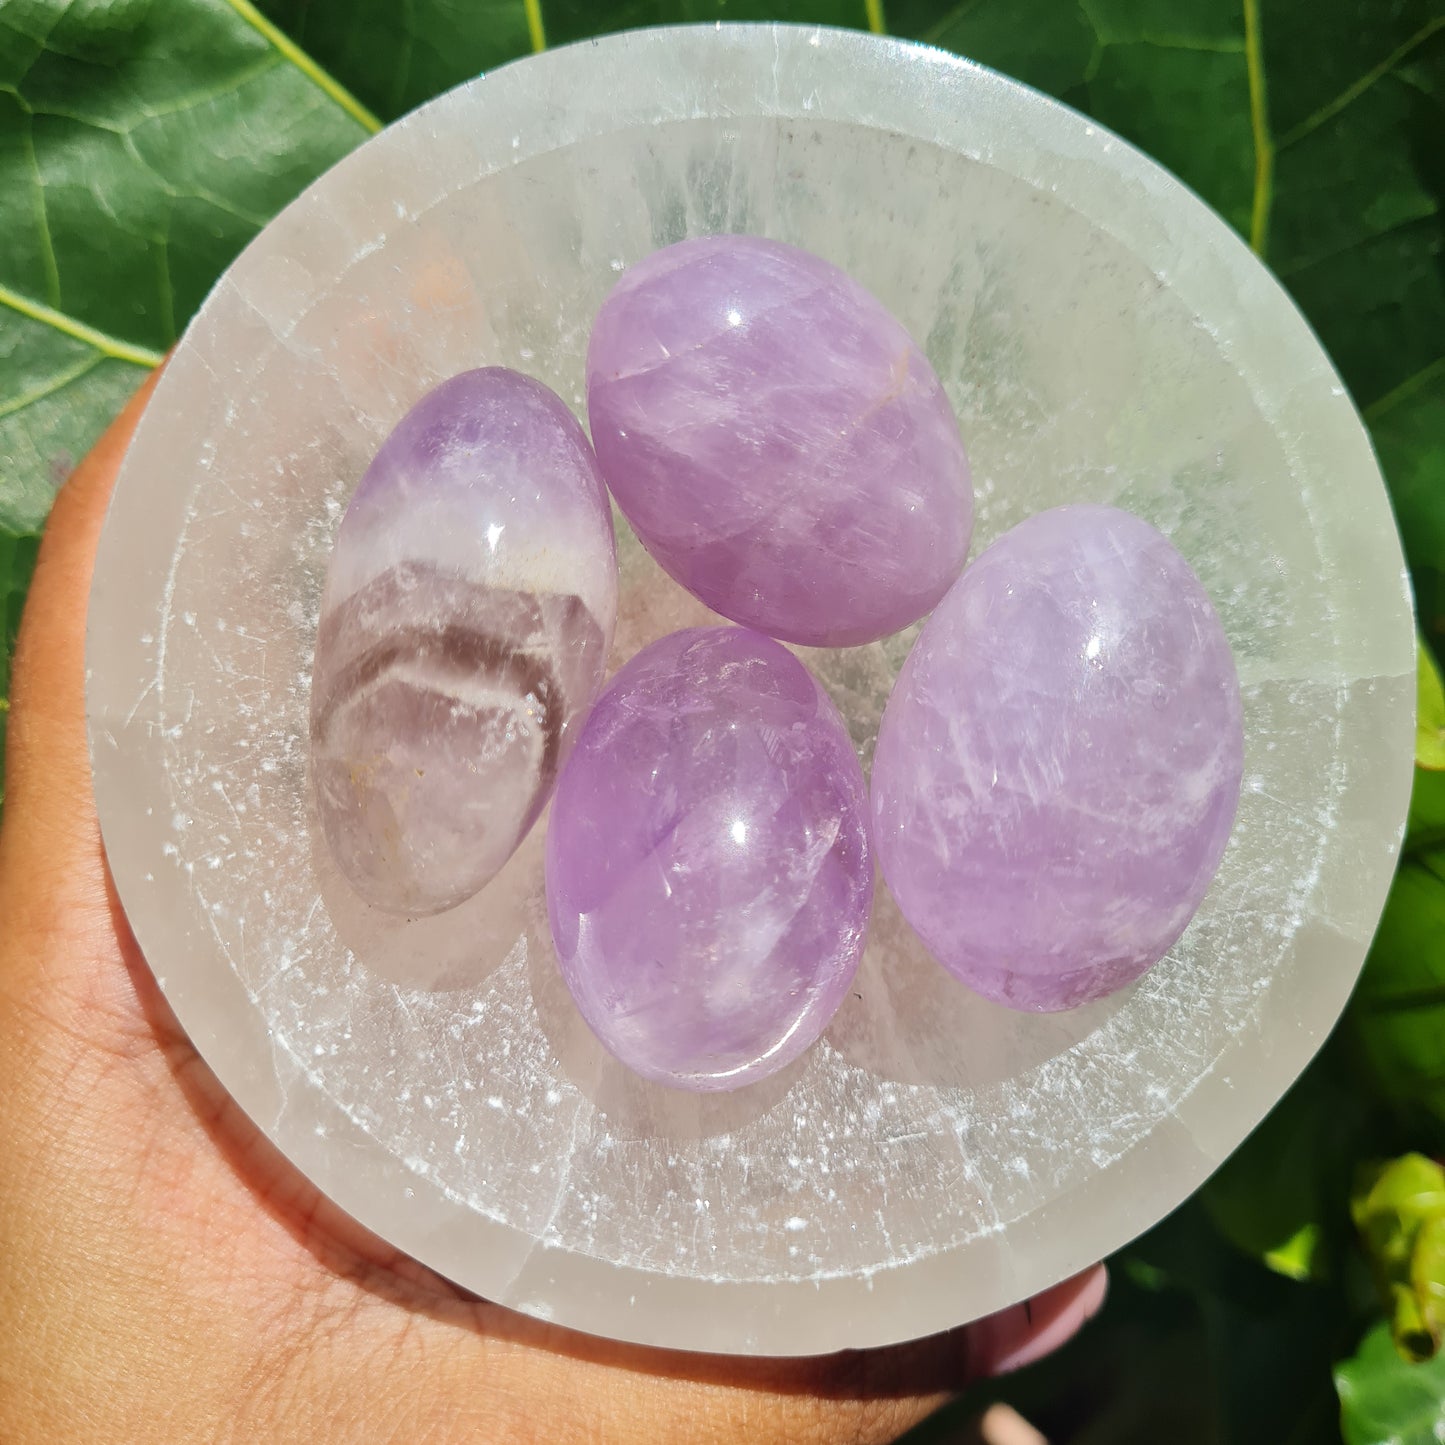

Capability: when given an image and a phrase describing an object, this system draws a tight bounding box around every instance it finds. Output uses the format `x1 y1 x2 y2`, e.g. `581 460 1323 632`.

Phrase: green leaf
1405 765 1445 855
255 0 882 126
254 0 535 122
1405 640 1445 851
539 0 880 51
0 0 376 535
1372 367 1445 655
891 0 1445 638
1351 855 1445 1123
1337 1320 1445 1445
0 529 40 815
1419 639 1445 772
1128 1195 1361 1445
1352 1154 1445 1360
1 0 384 799
901 1266 1224 1445
1203 1055 1365 1282
1414 1216 1445 1358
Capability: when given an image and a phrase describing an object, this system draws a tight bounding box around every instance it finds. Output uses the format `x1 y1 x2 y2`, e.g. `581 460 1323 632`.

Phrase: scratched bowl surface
86 25 1414 1354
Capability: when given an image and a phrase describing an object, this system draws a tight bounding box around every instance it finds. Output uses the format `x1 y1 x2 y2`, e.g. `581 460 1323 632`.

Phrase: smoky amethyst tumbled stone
310 368 617 917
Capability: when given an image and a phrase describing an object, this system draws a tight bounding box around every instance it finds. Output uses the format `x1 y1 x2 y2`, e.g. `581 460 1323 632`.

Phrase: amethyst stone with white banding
310 368 617 917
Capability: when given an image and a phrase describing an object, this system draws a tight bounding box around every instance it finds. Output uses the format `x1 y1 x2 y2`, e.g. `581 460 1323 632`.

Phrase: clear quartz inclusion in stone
310 368 617 917
586 236 973 647
872 505 1245 1012
545 627 873 1091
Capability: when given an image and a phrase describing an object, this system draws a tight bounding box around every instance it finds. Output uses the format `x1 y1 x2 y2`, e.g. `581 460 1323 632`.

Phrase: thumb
1 368 163 963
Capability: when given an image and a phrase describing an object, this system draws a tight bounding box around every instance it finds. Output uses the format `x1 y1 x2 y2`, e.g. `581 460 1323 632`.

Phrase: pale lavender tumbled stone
310 368 617 917
872 505 1244 1012
545 627 872 1091
586 236 973 647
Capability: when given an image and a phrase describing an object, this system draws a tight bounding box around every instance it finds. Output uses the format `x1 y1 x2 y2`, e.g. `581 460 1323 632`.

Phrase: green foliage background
1 1 1442 1438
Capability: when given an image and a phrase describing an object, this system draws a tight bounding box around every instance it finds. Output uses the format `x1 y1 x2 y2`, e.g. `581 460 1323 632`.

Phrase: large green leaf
1128 1196 1367 1445
0 0 375 535
1351 851 1445 1125
1418 639 1445 772
1409 640 1445 852
1203 1050 1366 1283
253 0 534 122
1406 762 1445 857
902 1265 1223 1445
890 0 1445 644
908 1197 1356 1445
1374 367 1445 634
255 0 882 123
0 0 377 766
1338 1320 1445 1445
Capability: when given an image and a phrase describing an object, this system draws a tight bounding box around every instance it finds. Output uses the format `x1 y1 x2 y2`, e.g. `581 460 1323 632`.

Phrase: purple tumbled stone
586 235 972 647
310 368 617 917
872 505 1244 1012
545 627 872 1091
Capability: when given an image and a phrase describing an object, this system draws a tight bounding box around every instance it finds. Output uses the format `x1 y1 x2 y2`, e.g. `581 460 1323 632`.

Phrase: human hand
0 372 1106 1444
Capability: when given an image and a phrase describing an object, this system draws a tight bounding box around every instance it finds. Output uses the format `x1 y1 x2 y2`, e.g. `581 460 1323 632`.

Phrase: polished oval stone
310 368 617 917
872 505 1244 1012
586 235 973 647
545 627 872 1090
